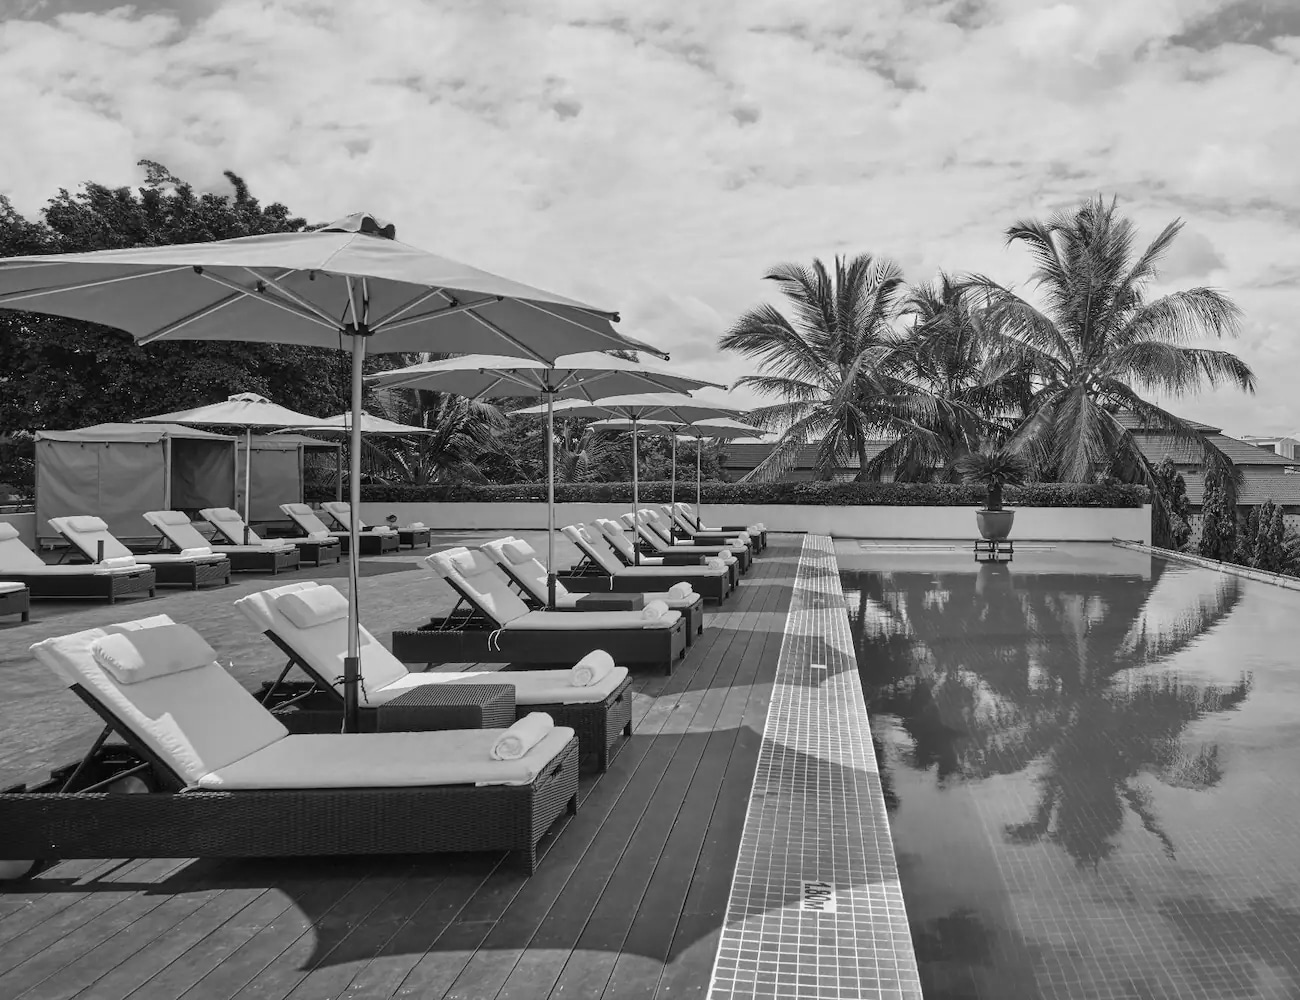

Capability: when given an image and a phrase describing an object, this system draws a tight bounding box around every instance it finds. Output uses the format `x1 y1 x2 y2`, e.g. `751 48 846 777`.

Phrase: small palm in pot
955 448 1029 539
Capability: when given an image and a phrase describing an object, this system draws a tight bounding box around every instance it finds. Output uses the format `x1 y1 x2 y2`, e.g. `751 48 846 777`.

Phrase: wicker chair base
0 585 30 622
398 528 432 549
295 539 341 566
225 547 302 575
392 619 686 676
335 532 401 556
0 737 579 874
12 568 157 603
149 558 232 590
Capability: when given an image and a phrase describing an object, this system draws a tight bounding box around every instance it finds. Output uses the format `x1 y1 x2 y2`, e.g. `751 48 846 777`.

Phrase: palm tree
365 382 507 485
864 273 1029 481
964 196 1255 491
718 254 950 482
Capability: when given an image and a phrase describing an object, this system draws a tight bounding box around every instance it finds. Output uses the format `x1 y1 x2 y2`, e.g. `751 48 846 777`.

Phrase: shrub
360 480 1149 508
1197 476 1237 561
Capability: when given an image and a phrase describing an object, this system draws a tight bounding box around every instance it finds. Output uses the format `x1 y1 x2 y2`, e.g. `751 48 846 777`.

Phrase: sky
2 0 1300 436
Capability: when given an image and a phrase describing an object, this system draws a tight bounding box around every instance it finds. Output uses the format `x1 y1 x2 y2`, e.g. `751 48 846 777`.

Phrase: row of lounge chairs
0 505 768 877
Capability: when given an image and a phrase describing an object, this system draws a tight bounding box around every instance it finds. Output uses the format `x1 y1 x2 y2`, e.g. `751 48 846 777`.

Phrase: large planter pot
975 508 1015 540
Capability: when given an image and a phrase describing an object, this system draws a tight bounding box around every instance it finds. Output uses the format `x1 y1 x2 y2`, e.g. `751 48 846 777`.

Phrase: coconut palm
964 196 1255 492
865 273 1029 481
365 382 507 485
719 254 953 482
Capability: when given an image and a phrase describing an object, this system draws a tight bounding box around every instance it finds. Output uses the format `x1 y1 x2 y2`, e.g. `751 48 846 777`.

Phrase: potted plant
955 448 1029 540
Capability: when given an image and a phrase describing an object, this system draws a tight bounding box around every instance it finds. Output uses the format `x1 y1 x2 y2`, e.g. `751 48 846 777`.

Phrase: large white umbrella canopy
677 418 770 520
279 409 432 435
515 393 741 564
138 392 333 528
367 354 721 605
0 212 664 734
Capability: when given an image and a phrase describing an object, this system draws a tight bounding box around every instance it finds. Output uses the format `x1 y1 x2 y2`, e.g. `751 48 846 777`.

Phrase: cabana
239 435 343 525
35 424 237 545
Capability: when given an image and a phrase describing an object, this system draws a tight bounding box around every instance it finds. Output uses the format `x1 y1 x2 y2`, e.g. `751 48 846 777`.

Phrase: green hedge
359 480 1149 508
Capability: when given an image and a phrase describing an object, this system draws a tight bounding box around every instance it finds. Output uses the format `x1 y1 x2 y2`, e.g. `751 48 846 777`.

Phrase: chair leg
513 843 538 874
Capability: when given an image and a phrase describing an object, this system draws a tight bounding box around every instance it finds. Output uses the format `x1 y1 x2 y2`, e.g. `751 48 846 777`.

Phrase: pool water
838 542 1300 1000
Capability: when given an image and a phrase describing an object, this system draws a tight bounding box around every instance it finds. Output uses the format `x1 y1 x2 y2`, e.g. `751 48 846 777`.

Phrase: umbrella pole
343 335 366 735
671 433 676 508
243 428 252 544
696 438 702 528
631 416 639 566
546 392 557 609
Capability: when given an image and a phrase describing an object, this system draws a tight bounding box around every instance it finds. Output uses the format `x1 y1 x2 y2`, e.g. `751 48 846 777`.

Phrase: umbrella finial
320 213 397 240
227 392 272 403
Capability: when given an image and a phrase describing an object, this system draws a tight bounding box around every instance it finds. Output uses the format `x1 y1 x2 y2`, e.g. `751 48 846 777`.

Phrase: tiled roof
721 441 894 473
1111 410 1220 433
1136 432 1296 467
1182 470 1300 508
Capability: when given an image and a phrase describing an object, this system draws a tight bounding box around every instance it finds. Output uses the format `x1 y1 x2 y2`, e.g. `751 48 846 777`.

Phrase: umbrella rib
170 269 340 338
0 265 191 305
249 269 350 329
137 283 269 344
465 309 551 363
369 286 451 328
372 295 504 334
516 300 669 359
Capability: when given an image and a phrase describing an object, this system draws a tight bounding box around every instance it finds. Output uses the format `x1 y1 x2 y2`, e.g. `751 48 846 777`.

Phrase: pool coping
1113 538 1300 591
706 533 922 1000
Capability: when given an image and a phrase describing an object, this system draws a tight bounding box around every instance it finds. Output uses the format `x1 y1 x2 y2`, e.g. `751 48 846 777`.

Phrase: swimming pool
838 542 1300 1000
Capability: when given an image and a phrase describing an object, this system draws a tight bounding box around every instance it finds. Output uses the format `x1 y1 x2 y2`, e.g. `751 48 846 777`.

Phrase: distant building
1239 435 1300 461
720 441 896 482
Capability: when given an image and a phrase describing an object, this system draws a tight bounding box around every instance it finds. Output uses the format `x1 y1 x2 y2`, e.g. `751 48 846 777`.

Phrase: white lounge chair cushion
428 549 533 625
67 515 108 533
282 503 313 516
307 530 330 540
501 539 537 564
197 726 576 789
618 563 725 578
0 581 28 594
91 623 216 684
149 510 192 526
552 589 694 609
236 582 410 700
32 621 290 787
504 609 680 630
179 546 213 558
100 555 139 569
131 552 227 565
345 666 630 706
276 586 350 628
0 523 18 542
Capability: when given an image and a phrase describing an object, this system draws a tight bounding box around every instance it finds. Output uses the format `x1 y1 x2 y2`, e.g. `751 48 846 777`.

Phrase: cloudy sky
2 0 1299 435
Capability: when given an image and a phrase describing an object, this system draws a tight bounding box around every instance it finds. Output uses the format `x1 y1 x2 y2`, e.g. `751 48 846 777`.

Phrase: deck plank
0 535 800 1000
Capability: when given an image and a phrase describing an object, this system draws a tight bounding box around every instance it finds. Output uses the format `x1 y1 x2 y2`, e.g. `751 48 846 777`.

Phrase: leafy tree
965 195 1254 507
0 162 354 435
364 381 508 485
718 254 951 482
1253 500 1287 573
1235 505 1261 565
1152 457 1192 550
1197 475 1238 561
866 272 1029 481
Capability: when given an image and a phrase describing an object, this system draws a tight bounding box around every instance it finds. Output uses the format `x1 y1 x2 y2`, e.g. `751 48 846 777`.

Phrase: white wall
359 501 1152 543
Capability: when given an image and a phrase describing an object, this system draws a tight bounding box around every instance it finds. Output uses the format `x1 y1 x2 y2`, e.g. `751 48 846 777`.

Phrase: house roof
1182 470 1300 507
721 441 894 473
1135 431 1296 467
1111 411 1220 434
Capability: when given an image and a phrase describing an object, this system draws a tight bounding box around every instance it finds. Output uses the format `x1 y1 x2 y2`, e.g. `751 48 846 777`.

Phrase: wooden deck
0 536 797 1000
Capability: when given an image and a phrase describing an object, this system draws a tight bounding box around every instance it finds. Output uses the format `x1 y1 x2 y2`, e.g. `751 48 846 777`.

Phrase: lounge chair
393 547 687 674
627 510 751 573
560 522 731 604
0 523 155 603
657 504 760 553
318 502 431 550
236 581 633 772
144 510 300 575
4 616 579 874
0 582 30 621
200 507 341 567
673 501 766 550
594 517 740 591
479 535 705 642
48 516 232 591
280 503 400 556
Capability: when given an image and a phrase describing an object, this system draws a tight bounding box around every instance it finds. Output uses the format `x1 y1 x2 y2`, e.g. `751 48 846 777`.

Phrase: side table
373 683 516 732
574 593 646 612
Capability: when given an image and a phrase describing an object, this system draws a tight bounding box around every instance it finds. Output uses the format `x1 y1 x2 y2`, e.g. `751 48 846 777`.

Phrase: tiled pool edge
706 534 922 1000
1114 538 1300 591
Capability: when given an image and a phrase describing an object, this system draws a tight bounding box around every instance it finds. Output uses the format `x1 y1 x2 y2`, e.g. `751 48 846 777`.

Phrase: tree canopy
0 161 355 436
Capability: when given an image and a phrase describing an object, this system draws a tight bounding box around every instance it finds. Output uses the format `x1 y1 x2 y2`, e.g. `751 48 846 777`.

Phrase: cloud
2 0 1300 434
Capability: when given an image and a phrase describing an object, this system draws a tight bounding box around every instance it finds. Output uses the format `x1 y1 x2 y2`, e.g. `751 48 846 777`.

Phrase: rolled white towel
178 546 213 558
570 649 615 687
408 521 426 529
668 582 694 599
717 548 733 559
99 555 137 569
491 711 554 760
706 556 726 570
642 599 670 620
373 526 396 535
307 530 330 541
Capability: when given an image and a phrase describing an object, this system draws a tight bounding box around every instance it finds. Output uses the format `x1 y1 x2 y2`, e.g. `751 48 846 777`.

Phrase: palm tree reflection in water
848 559 1251 869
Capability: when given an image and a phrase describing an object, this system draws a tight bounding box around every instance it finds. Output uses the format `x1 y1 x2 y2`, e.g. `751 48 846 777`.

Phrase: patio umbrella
276 409 432 501
515 393 740 564
677 418 769 526
365 353 720 605
138 392 332 532
0 212 665 733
